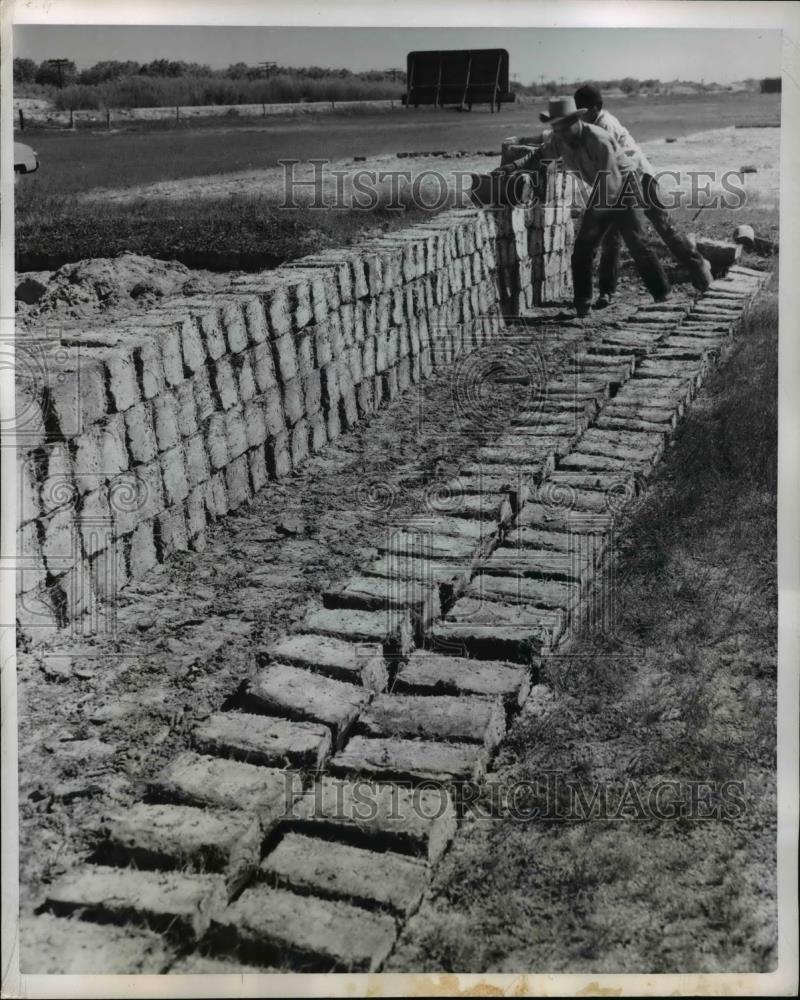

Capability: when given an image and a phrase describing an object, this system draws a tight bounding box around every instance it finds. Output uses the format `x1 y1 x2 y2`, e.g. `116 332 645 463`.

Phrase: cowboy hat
539 96 588 126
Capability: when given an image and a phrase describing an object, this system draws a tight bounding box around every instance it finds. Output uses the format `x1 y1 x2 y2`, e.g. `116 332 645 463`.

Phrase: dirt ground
86 126 779 213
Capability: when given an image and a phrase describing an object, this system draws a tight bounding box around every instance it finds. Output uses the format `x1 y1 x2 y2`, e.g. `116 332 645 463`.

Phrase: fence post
19 109 24 131
176 105 180 125
69 108 74 129
331 100 335 110
106 108 111 130
262 102 266 116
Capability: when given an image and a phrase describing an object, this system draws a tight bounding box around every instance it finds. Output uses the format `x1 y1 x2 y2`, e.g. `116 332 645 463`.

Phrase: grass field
16 91 780 197
390 278 779 973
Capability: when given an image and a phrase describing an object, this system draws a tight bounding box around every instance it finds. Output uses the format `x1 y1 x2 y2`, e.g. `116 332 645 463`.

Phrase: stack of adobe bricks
15 165 573 640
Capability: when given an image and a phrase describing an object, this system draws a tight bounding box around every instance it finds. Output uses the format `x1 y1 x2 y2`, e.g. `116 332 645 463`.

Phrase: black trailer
402 48 515 112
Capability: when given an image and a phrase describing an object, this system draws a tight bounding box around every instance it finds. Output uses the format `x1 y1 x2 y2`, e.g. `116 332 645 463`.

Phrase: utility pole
47 58 71 89
259 61 277 79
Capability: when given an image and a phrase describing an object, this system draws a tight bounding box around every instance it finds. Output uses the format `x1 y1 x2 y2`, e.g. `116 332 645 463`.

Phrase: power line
46 58 71 89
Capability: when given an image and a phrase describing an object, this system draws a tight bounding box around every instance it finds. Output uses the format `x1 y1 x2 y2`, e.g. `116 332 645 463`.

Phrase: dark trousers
572 200 670 306
598 173 706 295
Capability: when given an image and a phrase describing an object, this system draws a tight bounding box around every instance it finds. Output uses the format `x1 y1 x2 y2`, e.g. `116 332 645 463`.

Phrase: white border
1 2 798 998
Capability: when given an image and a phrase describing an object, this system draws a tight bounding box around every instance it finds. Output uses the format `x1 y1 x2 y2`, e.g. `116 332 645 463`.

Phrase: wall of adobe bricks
15 168 573 640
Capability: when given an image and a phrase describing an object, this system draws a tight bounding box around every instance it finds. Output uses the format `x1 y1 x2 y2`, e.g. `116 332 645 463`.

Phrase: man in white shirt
496 96 670 317
574 84 712 306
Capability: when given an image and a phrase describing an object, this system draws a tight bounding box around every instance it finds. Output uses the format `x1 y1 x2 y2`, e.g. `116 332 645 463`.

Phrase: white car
14 142 39 175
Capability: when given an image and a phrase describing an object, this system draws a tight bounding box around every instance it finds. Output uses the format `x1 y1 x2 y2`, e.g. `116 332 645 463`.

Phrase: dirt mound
15 253 229 324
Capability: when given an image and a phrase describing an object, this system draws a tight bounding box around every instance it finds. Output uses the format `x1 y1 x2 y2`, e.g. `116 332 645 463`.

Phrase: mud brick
196 309 226 360
288 775 454 861
225 454 252 509
151 393 180 452
129 519 159 577
124 401 158 465
493 433 575 458
266 432 292 479
261 634 388 692
359 555 471 609
307 411 328 453
361 336 377 379
381 367 399 402
301 606 413 657
102 347 139 413
331 735 486 785
45 867 226 941
280 378 303 427
376 292 392 338
313 322 333 367
39 442 73 511
20 913 172 975
221 301 249 353
434 597 564 659
110 461 163 534
396 650 530 710
404 514 495 544
246 663 370 749
72 426 105 493
559 451 645 474
79 487 113 556
300 369 321 417
272 333 299 386
214 885 395 972
245 445 266 493
102 802 261 893
320 361 340 409
470 572 579 610
290 419 310 467
210 356 239 411
156 504 189 553
177 434 211 496
190 368 214 424
17 520 48 592
242 398 267 450
251 340 279 393
578 428 665 464
260 387 286 438
357 693 505 751
482 546 593 584
547 470 639 493
160 445 189 506
150 751 298 824
208 471 229 518
243 298 269 345
233 353 257 402
324 577 440 635
356 378 375 418
178 315 206 374
133 338 166 399
262 832 427 918
205 412 229 470
193 712 331 769
185 483 210 538
363 298 378 338
339 387 359 430
295 330 314 377
376 529 479 563
40 506 77 571
89 541 128 598
262 284 292 337
224 406 248 460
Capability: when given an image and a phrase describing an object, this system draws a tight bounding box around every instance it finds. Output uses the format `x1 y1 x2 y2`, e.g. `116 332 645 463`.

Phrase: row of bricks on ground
24 269 768 971
18 309 505 528
15 264 515 445
16 277 757 626
30 746 472 972
23 272 765 968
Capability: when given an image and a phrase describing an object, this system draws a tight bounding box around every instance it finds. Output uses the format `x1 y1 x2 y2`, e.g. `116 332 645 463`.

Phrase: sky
13 26 782 85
